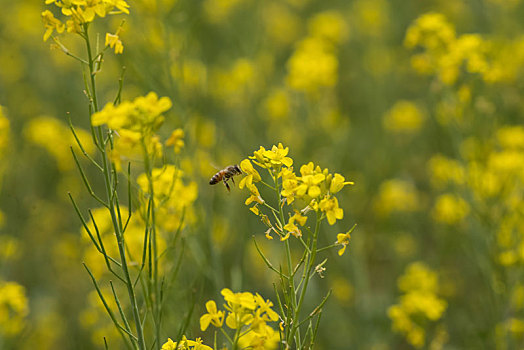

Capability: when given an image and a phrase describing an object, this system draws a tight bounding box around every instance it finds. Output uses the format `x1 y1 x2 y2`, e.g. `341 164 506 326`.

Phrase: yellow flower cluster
136 165 198 232
0 280 29 337
388 263 447 348
431 193 470 225
405 12 524 85
427 154 465 189
199 288 280 350
240 143 353 241
286 11 348 94
42 0 129 53
91 92 174 170
162 336 212 350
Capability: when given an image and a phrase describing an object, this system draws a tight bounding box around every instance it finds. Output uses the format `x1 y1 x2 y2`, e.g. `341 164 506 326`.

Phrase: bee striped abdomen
209 165 242 191
209 171 224 185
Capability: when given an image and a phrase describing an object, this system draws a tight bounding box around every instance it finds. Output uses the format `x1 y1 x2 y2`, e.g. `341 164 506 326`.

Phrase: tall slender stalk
82 23 146 350
141 139 162 350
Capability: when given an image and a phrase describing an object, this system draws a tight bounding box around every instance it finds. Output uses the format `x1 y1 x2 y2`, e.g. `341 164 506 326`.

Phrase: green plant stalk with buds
60 22 175 350
241 144 355 350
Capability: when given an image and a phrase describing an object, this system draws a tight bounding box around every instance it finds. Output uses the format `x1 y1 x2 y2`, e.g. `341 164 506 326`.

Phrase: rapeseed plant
41 1 196 349
237 143 355 349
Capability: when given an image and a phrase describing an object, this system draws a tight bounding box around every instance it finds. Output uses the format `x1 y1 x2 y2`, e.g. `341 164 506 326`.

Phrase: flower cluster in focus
199 288 280 349
42 0 129 53
239 143 354 254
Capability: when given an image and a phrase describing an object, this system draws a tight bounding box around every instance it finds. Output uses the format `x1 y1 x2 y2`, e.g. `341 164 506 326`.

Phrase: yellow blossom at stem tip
263 143 293 168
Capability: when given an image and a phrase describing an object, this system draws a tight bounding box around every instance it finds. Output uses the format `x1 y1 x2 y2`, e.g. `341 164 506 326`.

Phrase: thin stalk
270 168 299 347
141 139 161 350
288 214 321 347
82 24 146 350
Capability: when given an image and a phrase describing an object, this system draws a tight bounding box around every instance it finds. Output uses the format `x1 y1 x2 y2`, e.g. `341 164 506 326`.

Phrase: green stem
83 25 146 350
141 139 161 350
270 168 299 347
289 213 320 348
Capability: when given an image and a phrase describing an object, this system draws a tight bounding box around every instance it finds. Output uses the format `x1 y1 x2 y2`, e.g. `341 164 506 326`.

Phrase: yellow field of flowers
1 0 523 349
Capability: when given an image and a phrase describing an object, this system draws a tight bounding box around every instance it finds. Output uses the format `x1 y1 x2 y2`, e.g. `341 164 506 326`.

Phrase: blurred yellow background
1 0 524 348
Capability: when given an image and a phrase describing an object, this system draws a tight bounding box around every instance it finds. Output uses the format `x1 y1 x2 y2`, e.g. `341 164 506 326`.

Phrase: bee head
234 165 242 174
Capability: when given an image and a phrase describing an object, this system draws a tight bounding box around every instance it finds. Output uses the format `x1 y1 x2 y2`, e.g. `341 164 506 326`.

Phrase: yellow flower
239 159 261 189
383 100 425 134
283 211 307 239
308 10 349 44
432 193 470 224
319 196 343 225
295 162 326 198
254 294 279 322
41 10 65 41
427 154 465 188
404 12 455 50
162 338 177 350
286 37 338 93
221 289 258 329
222 288 257 311
296 173 325 198
91 92 171 133
388 262 447 348
249 146 269 168
374 179 419 216
0 280 29 336
398 262 439 294
329 173 354 193
161 336 213 350
336 224 356 256
105 31 124 54
280 167 298 204
166 128 185 154
249 206 260 216
245 183 264 206
262 143 293 168
200 300 224 331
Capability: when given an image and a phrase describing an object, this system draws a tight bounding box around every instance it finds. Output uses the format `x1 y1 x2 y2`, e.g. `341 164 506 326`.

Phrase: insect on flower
209 165 242 192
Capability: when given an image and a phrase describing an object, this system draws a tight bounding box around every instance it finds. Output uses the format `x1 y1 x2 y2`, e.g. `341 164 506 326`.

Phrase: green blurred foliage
0 0 524 349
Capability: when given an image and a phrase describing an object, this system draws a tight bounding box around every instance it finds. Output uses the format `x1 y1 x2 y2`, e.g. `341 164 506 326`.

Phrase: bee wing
210 162 223 171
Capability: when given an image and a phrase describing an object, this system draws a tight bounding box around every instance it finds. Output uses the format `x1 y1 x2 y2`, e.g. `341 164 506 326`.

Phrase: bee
209 165 242 192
